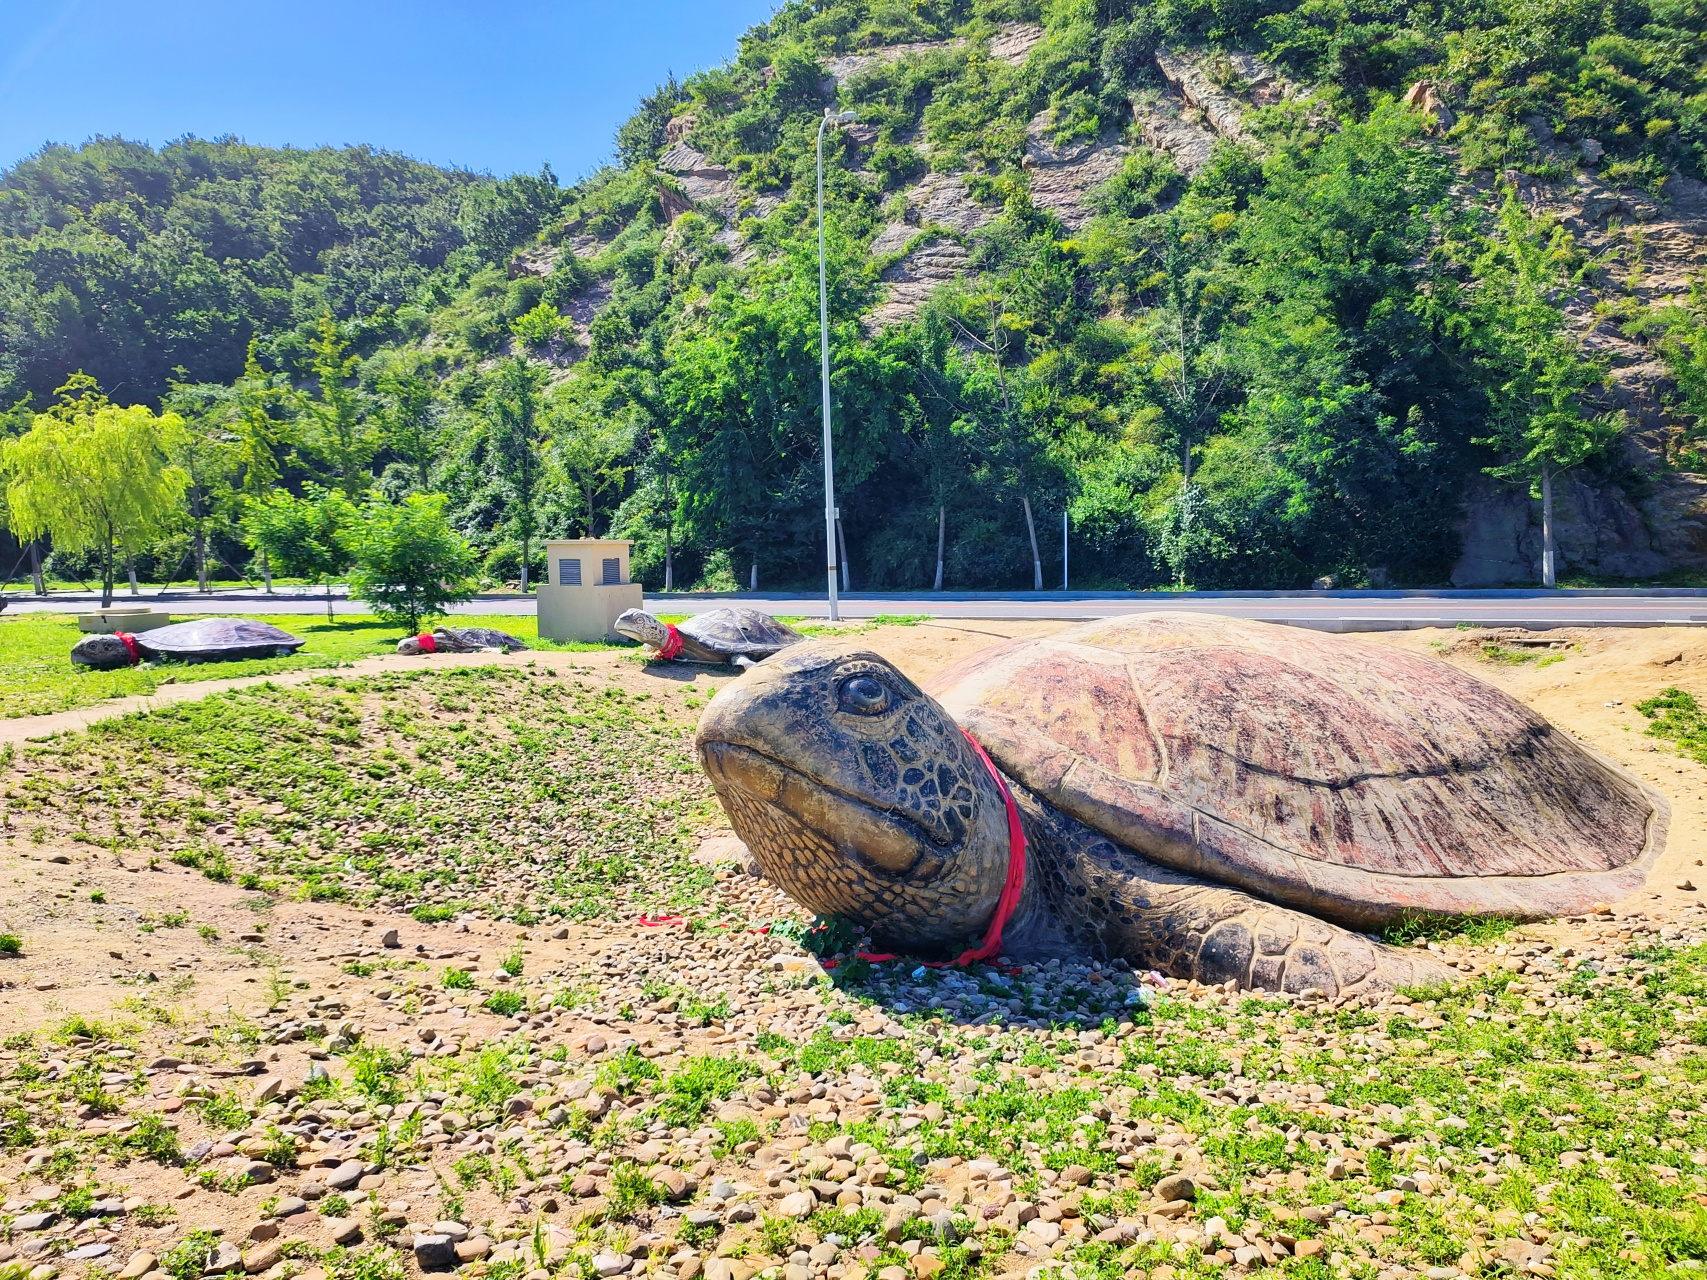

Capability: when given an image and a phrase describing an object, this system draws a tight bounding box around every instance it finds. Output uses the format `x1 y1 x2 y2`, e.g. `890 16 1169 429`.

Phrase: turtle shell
680 608 803 658
135 618 305 663
923 612 1666 927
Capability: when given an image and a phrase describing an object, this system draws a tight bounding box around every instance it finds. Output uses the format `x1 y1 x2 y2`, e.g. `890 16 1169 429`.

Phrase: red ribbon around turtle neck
654 624 684 661
415 633 437 653
115 632 141 665
845 728 1027 968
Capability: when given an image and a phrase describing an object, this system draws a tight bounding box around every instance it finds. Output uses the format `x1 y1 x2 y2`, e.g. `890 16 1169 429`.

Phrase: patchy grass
5 664 716 923
1382 910 1523 947
1640 685 1707 765
0 611 627 718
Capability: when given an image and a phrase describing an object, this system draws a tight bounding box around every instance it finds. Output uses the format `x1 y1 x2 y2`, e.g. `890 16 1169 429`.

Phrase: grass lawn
0 611 628 719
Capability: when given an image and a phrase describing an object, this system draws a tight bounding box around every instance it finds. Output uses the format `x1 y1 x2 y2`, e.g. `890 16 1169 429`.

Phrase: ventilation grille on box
602 557 621 585
559 558 581 586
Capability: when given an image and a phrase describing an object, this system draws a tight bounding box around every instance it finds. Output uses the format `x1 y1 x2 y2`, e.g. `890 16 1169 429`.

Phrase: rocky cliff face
657 36 1707 583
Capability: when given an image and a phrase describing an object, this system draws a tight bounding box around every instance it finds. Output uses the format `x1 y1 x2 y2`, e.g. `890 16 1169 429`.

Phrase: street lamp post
818 108 855 622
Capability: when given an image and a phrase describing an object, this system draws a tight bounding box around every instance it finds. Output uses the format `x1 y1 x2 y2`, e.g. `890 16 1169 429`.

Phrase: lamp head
828 108 857 121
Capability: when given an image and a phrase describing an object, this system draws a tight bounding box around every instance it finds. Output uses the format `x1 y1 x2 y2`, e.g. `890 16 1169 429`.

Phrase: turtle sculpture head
694 641 1011 950
615 609 670 648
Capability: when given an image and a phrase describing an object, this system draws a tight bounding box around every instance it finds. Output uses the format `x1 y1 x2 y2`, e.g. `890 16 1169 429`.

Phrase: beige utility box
77 606 172 634
536 539 643 642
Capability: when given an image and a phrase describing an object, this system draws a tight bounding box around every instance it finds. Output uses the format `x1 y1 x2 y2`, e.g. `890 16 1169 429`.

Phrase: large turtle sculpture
396 625 528 655
695 612 1668 999
616 606 803 668
71 618 305 670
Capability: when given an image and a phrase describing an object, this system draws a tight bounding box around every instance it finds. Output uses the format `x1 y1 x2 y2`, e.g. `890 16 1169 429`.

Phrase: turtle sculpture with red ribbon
396 626 528 655
692 613 1668 998
70 618 305 670
615 606 802 669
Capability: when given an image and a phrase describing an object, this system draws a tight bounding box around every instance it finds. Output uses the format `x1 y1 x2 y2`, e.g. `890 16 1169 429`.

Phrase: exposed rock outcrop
871 237 975 329
1154 50 1253 144
1130 89 1218 176
867 175 1000 326
824 40 963 87
1022 113 1129 230
1402 81 1456 133
989 23 1044 65
1452 463 1707 585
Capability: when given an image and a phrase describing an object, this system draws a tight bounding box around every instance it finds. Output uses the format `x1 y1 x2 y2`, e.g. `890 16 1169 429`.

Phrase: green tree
1145 207 1236 484
615 76 688 168
485 357 549 591
549 378 636 538
378 366 438 493
242 486 356 620
301 316 379 498
0 393 189 608
163 382 246 594
1464 194 1618 588
232 340 292 591
346 493 478 634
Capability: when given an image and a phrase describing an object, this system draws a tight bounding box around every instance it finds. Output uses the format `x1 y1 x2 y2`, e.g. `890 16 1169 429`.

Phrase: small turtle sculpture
616 607 803 669
397 625 529 655
71 618 305 671
695 612 1668 998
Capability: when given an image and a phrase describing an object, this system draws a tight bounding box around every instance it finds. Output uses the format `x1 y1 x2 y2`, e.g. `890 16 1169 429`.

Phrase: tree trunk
934 505 945 591
29 542 43 596
664 525 674 592
325 580 335 622
520 535 529 594
1022 496 1042 591
261 548 273 594
750 562 757 592
127 555 140 596
836 518 850 593
1541 463 1557 588
195 526 209 593
101 537 114 609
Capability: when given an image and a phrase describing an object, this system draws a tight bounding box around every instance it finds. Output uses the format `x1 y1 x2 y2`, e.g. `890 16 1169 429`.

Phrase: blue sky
0 0 778 181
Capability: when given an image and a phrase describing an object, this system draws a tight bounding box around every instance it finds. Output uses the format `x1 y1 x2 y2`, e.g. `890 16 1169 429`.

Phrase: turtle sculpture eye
838 675 895 716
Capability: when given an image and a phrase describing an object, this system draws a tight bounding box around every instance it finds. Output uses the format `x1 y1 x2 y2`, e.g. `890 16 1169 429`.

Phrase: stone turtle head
70 634 137 670
694 641 1011 950
615 609 669 648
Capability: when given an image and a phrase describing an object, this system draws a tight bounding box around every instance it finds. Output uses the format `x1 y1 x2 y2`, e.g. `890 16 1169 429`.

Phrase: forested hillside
5 0 1707 590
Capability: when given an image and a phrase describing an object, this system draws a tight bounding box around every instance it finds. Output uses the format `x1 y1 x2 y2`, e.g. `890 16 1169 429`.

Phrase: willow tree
1 399 188 607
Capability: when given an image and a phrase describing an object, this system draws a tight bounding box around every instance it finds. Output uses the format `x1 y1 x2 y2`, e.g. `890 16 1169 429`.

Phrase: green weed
1639 686 1707 764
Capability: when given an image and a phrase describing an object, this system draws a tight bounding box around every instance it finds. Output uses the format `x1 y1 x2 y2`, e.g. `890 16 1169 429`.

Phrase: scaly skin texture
1008 786 1457 996
695 639 1458 995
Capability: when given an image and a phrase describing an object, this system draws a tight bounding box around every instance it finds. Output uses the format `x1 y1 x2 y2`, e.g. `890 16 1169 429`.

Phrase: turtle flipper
1017 788 1459 999
730 654 756 670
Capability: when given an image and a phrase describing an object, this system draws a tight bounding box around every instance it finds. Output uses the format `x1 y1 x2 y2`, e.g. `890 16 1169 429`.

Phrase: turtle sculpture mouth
698 741 946 875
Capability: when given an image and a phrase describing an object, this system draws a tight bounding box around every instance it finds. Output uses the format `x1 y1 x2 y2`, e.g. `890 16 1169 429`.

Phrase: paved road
7 586 1705 630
